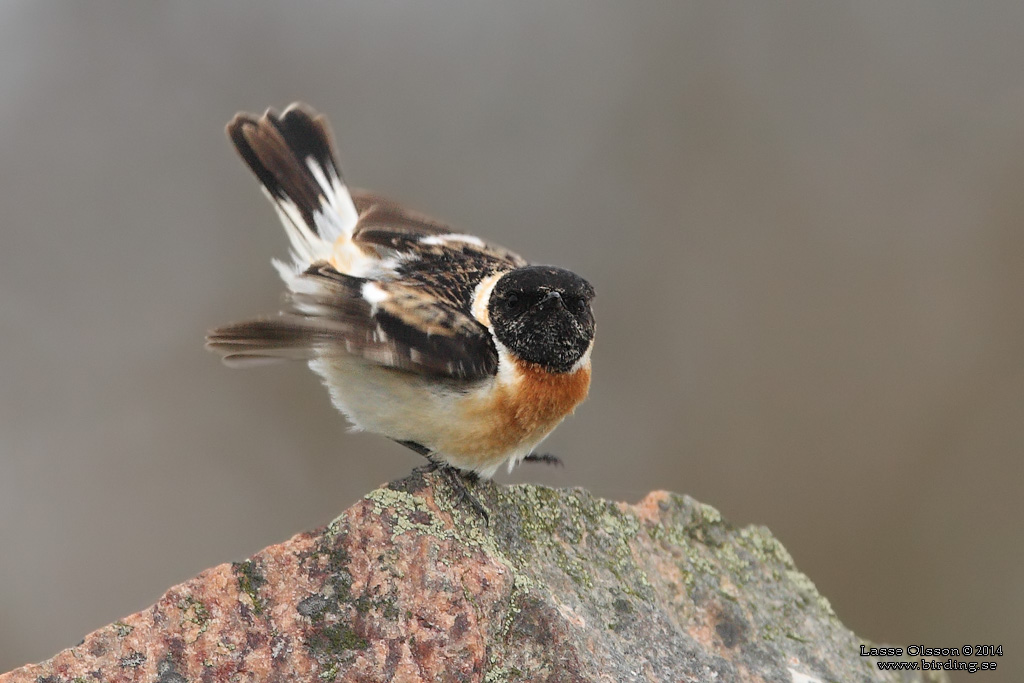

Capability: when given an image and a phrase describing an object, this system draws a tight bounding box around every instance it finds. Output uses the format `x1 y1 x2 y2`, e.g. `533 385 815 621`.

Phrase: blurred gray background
1 3 1021 681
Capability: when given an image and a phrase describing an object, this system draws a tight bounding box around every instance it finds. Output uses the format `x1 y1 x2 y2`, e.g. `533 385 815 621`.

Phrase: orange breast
503 358 591 433
450 359 591 466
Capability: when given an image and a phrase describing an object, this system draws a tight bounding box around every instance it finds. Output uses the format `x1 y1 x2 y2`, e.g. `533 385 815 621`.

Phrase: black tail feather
226 103 343 235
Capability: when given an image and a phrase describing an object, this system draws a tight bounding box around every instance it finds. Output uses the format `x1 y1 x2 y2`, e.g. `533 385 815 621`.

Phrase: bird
207 104 595 517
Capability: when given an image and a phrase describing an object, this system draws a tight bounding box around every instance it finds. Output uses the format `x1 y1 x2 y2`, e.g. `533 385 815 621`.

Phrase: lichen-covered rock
2 472 944 682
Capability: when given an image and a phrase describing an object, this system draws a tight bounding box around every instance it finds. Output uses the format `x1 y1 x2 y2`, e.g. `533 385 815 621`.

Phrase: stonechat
208 104 595 515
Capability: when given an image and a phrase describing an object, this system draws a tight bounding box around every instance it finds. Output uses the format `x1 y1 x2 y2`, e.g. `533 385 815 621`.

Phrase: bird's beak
539 290 563 307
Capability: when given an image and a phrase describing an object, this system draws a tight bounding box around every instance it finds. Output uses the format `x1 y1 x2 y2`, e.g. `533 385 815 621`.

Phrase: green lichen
697 501 723 526
119 651 146 668
366 486 452 541
596 510 653 600
736 525 795 569
381 600 400 620
305 621 369 675
297 528 355 610
637 492 841 640
494 484 660 627
323 516 345 539
113 621 133 638
350 591 400 620
483 665 525 682
648 498 790 606
232 559 266 616
290 476 895 681
785 568 836 618
325 543 352 574
554 551 595 590
365 480 520 580
490 483 657 604
362 476 853 679
495 570 537 643
714 541 756 586
178 594 211 638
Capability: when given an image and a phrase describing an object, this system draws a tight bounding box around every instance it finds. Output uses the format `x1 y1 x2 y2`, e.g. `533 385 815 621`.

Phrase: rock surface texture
3 472 943 683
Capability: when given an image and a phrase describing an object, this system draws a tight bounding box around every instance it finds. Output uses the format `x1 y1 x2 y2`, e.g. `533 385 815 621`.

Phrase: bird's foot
439 466 490 524
412 459 441 475
522 452 564 467
398 440 489 523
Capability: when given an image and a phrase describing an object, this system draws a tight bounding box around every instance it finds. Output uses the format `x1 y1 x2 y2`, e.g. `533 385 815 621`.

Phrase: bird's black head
488 265 595 373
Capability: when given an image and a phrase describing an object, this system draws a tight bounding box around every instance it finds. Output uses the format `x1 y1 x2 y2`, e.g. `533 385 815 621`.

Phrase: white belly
308 342 591 478
308 357 542 478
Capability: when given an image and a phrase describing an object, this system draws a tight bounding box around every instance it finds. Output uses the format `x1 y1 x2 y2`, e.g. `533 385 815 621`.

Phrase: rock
1 471 944 682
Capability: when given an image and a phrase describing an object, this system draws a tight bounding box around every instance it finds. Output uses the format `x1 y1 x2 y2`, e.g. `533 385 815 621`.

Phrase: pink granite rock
1 471 943 682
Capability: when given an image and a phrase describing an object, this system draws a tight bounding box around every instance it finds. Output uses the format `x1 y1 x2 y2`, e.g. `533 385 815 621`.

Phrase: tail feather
227 103 360 271
206 315 351 367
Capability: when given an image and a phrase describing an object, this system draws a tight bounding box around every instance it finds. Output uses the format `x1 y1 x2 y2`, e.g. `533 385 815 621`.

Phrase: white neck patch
471 271 506 327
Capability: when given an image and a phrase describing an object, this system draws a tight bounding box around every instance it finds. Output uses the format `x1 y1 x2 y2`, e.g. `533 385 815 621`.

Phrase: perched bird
207 104 595 514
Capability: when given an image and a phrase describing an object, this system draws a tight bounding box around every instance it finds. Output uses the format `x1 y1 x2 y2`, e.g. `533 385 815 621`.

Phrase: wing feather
207 263 498 379
350 190 527 268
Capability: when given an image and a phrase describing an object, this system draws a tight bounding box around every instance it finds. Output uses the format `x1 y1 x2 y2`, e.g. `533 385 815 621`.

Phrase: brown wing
351 190 526 265
347 190 527 314
206 263 498 380
350 190 452 241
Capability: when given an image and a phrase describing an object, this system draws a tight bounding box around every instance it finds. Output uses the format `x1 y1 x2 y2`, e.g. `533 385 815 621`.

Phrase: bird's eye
570 296 587 314
505 294 523 313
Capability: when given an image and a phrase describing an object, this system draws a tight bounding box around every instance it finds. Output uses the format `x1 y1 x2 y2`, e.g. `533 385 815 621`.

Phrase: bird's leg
397 440 440 475
522 452 564 467
395 440 489 523
397 439 433 458
440 467 489 523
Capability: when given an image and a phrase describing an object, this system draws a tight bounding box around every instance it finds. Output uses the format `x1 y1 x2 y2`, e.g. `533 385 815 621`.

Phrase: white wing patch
265 189 332 273
267 162 361 280
361 281 390 313
306 159 359 243
273 157 375 281
419 233 486 248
